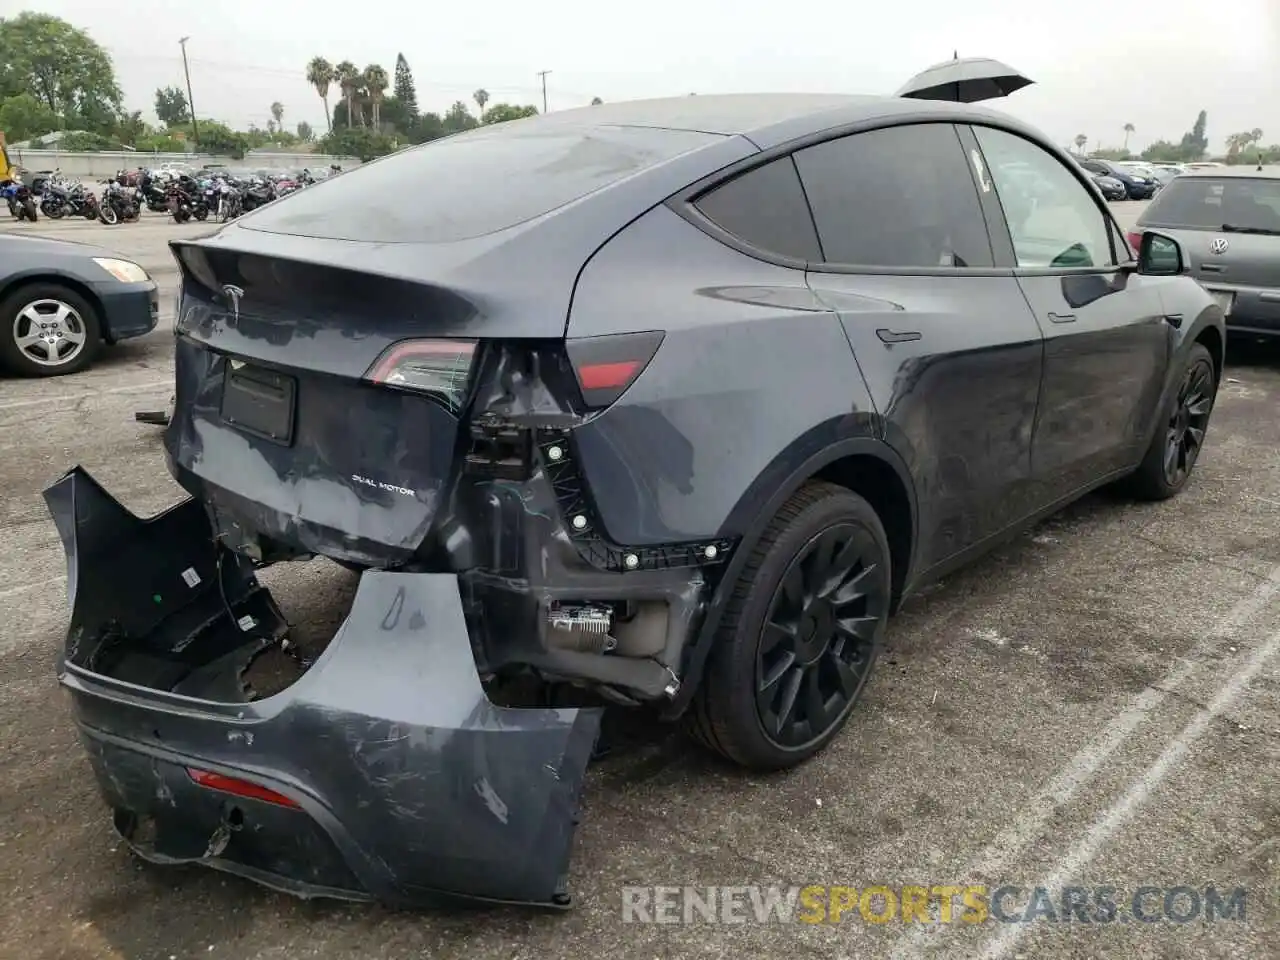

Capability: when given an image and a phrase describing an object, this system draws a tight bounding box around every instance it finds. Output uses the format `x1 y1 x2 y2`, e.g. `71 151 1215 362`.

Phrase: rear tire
1124 343 1216 500
686 481 892 770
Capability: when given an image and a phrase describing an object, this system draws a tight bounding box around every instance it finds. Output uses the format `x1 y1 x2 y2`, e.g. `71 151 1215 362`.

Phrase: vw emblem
1210 238 1229 255
222 284 244 321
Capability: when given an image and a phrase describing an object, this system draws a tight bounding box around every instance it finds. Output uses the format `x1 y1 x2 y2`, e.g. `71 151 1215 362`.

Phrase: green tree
335 61 360 128
0 93 58 142
1179 110 1208 161
319 125 395 161
393 54 418 118
189 119 249 158
1073 133 1088 154
364 65 388 128
0 13 122 133
270 101 284 132
296 120 314 142
1140 139 1183 162
473 88 489 116
443 100 478 133
154 85 189 126
115 110 147 147
481 103 538 125
306 57 335 132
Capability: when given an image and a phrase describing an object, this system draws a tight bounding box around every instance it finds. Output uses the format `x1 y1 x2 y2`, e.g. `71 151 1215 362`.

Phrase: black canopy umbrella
895 54 1033 103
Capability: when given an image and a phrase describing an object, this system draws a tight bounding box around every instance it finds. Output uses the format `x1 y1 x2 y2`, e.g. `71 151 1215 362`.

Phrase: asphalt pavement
0 202 1276 960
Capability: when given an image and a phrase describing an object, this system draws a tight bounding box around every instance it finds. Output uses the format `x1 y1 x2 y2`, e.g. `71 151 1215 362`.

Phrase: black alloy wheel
1125 342 1217 500
1163 355 1214 487
756 523 884 749
689 481 891 770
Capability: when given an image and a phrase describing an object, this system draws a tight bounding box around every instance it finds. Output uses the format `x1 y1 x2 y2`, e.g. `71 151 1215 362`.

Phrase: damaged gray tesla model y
44 93 1225 909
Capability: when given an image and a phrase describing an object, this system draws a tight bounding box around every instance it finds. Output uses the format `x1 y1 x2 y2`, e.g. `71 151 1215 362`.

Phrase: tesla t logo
222 284 245 321
1210 238 1229 254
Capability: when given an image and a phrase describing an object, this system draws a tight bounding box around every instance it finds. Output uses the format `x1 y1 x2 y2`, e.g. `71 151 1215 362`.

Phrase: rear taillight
1127 231 1143 253
187 767 301 809
566 331 664 409
364 338 477 413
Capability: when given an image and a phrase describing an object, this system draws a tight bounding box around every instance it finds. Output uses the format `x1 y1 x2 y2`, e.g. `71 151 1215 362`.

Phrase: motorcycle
137 171 170 213
166 176 209 223
98 180 139 225
3 180 38 221
39 178 99 220
215 180 243 222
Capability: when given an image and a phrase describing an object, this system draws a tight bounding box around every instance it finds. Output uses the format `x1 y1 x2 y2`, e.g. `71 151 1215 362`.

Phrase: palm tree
473 88 489 118
364 64 389 129
306 57 334 133
1122 123 1134 151
1074 134 1088 154
335 61 359 128
270 101 284 132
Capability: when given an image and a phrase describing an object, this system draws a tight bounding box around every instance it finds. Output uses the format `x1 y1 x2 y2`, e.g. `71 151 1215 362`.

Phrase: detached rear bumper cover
43 466 601 908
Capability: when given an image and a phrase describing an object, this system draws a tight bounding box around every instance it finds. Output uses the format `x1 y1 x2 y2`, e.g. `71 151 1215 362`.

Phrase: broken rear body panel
46 468 599 907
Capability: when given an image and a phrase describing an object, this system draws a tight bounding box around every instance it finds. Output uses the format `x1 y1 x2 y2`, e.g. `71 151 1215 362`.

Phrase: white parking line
892 561 1280 959
0 377 171 412
973 620 1280 960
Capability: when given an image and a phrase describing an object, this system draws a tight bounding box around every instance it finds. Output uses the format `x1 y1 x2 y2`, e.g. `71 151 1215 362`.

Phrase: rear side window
692 157 822 262
241 124 722 243
793 123 993 268
1140 177 1280 233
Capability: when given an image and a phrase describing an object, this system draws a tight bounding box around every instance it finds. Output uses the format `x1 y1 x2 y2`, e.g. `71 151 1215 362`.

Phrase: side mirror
1137 231 1185 276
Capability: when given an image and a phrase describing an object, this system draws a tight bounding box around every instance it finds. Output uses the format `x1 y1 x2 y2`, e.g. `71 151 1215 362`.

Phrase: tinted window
693 157 822 261
241 124 721 243
793 124 993 268
974 126 1114 269
1080 160 1107 175
1139 176 1280 233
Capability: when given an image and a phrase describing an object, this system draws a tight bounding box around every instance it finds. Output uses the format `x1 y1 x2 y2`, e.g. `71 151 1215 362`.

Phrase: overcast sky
20 0 1280 152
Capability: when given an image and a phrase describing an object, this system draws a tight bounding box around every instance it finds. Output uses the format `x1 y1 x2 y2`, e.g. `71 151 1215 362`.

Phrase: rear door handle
876 329 922 343
1048 312 1077 323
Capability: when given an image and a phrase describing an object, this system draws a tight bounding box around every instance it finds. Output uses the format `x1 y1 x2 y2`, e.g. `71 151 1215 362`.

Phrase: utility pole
537 70 551 114
179 36 200 149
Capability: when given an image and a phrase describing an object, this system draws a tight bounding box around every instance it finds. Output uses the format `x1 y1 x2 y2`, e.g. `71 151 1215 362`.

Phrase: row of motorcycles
3 171 142 224
3 165 321 226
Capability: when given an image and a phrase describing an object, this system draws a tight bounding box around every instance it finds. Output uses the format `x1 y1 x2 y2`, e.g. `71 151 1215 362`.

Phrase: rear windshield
1140 176 1280 232
241 124 721 243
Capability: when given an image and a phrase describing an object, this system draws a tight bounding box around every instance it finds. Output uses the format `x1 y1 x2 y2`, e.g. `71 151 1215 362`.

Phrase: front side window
792 123 993 269
974 126 1115 269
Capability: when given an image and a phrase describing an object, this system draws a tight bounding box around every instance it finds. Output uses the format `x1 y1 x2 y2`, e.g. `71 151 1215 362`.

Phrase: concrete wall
8 149 362 179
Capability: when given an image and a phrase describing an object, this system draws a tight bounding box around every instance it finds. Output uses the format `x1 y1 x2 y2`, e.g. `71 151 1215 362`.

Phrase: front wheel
41 200 65 219
687 481 892 770
1123 343 1217 500
99 203 119 225
0 283 103 376
194 205 209 221
20 199 37 221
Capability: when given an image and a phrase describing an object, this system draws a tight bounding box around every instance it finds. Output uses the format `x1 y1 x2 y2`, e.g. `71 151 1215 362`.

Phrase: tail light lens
364 338 478 413
566 331 664 409
1126 231 1143 254
187 767 301 809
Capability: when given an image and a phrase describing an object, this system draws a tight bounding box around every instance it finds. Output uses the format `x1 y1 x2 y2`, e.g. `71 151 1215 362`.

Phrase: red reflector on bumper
186 767 301 808
576 360 640 390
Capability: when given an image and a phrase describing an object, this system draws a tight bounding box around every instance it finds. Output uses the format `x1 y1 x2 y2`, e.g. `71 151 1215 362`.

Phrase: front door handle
876 328 922 343
1048 312 1077 323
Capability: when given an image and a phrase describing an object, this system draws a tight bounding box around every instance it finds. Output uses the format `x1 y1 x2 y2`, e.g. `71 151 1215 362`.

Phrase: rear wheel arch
665 434 918 719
